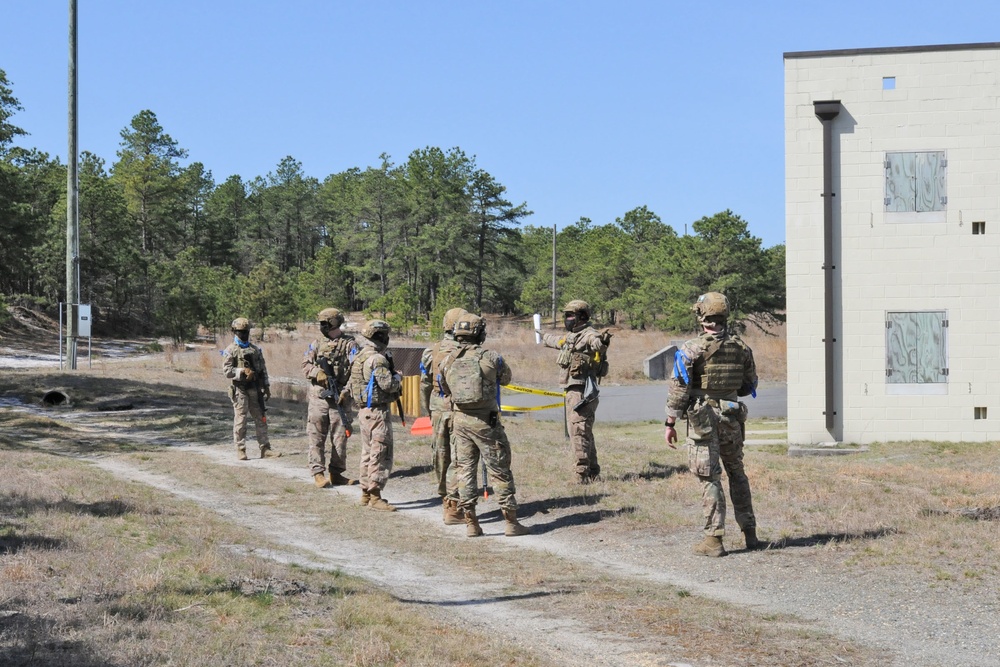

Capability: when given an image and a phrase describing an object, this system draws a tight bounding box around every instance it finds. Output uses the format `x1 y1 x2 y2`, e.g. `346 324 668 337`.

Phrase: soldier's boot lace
464 507 483 537
693 535 727 557
502 509 531 537
367 488 396 512
237 449 248 461
314 473 332 489
743 528 762 551
443 498 465 525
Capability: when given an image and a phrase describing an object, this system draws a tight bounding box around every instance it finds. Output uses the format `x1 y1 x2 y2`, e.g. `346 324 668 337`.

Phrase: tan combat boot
328 471 357 486
314 473 332 489
464 507 483 537
237 449 248 461
693 535 727 557
443 498 465 525
502 509 531 537
367 488 396 512
359 489 371 506
260 447 280 459
743 528 762 551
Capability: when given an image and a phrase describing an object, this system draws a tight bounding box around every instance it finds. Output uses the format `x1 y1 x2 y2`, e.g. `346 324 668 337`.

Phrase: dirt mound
7 305 59 332
0 305 60 355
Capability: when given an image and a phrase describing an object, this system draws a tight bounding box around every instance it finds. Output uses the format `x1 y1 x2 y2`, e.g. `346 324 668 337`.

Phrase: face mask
234 330 250 343
564 314 578 332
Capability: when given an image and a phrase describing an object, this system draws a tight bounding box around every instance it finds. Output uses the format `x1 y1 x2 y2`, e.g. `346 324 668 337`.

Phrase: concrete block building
784 43 1000 444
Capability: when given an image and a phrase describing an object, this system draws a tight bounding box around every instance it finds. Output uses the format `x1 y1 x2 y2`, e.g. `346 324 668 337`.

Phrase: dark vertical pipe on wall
814 101 841 432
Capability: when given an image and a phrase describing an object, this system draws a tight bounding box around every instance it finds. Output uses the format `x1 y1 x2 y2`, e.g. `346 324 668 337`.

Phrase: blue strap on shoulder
672 349 690 384
366 372 375 408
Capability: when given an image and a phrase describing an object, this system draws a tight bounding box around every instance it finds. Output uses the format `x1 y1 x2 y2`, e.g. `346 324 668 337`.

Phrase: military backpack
441 345 496 409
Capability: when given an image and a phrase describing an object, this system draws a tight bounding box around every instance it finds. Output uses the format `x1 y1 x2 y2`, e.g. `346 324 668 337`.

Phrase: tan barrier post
391 375 422 419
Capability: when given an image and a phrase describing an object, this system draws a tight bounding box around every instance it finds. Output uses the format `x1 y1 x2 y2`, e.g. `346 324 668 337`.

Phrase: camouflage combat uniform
303 332 358 479
542 324 607 480
222 337 272 458
420 332 463 502
666 330 758 538
443 343 518 514
349 339 401 495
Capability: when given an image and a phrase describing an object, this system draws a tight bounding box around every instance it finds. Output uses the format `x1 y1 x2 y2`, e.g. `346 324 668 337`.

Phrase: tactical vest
442 345 497 411
349 347 396 407
430 339 460 400
693 333 748 395
231 344 263 378
559 327 611 379
317 335 355 388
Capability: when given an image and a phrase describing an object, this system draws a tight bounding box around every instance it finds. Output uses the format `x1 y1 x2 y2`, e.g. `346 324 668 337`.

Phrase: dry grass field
2 316 998 666
211 314 786 394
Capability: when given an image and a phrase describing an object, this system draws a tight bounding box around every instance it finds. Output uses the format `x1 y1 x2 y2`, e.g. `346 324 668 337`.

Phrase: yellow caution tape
500 402 565 413
504 383 565 398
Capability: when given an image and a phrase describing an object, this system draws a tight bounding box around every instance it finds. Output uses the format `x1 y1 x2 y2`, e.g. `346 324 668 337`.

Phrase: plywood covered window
886 311 948 384
885 151 947 223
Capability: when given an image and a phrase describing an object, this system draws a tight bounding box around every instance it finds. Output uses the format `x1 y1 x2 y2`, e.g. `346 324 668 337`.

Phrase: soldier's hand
243 368 255 381
315 370 328 385
338 388 351 404
263 386 271 401
393 372 403 383
665 425 678 449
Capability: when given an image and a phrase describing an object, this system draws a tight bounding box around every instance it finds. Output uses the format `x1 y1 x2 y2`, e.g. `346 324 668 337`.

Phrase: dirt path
84 441 999 667
90 456 658 667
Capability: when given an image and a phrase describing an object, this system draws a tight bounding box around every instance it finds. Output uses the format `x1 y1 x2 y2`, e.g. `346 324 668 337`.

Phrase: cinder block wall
785 45 1000 444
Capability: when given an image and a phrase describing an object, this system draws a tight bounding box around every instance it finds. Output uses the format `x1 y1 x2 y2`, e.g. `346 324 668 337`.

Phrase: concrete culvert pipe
41 389 70 407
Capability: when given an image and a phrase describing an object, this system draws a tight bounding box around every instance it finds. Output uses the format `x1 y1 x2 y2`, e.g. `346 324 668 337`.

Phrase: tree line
0 68 785 339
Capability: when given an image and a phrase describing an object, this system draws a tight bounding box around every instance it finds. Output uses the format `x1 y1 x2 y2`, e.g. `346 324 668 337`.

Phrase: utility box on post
78 304 92 338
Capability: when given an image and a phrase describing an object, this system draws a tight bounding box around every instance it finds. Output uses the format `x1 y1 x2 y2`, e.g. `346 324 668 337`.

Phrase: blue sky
3 2 999 249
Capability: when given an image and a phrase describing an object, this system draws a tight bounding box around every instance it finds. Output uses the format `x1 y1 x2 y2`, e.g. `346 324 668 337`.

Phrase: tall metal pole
551 224 557 327
66 0 79 369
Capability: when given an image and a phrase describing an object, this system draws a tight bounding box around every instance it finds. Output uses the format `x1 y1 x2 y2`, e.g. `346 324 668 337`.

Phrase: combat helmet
231 317 251 332
562 299 591 318
318 307 344 329
361 319 391 346
692 292 730 322
453 312 486 344
442 307 468 333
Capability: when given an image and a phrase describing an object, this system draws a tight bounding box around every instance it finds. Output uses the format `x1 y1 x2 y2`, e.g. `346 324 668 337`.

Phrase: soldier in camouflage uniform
442 313 529 538
222 317 277 461
665 292 760 557
349 320 402 511
420 307 468 525
303 308 359 489
539 299 611 483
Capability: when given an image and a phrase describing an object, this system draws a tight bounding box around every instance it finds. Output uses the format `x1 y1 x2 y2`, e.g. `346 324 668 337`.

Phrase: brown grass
0 450 552 667
6 320 998 666
233 315 786 389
